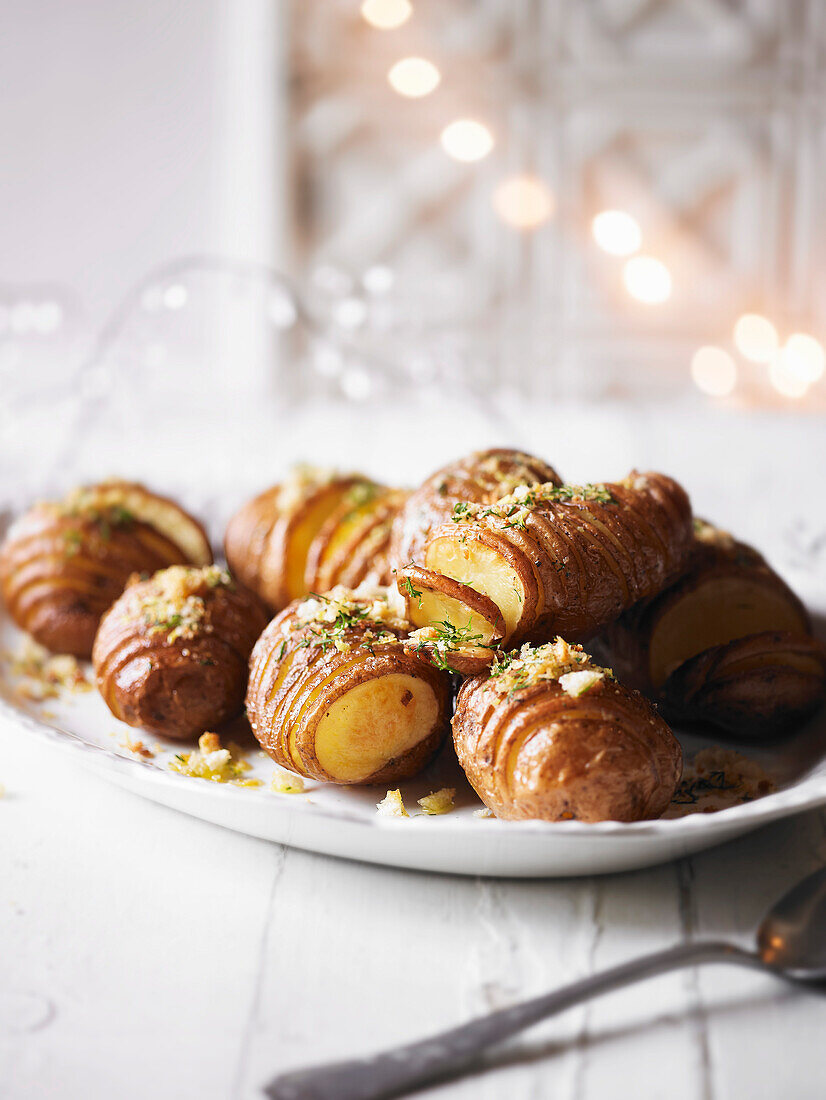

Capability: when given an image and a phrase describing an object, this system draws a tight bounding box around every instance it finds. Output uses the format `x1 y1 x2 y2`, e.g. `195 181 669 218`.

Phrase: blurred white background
1 0 825 502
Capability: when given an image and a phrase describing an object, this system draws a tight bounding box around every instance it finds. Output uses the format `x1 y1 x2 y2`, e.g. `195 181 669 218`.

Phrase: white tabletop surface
2 393 826 1100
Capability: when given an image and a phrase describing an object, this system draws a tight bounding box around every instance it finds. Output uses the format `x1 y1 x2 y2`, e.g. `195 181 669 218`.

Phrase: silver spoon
263 864 826 1100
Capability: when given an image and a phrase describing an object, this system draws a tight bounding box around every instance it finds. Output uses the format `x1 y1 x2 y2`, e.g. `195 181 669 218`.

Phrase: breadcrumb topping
693 518 737 550
169 732 261 786
452 481 613 531
136 565 232 643
376 789 409 818
275 464 338 512
290 585 407 654
490 638 610 696
417 788 455 815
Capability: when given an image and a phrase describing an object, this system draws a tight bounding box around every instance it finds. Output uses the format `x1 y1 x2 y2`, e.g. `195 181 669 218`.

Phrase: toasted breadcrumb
417 788 456 815
558 669 604 698
473 807 494 819
376 789 409 818
452 481 613 529
168 732 262 786
490 638 610 696
2 640 92 701
275 464 338 512
271 770 305 794
135 565 232 643
664 748 776 818
121 735 155 759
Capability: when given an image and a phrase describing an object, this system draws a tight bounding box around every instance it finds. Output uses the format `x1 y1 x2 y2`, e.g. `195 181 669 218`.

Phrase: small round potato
246 587 452 785
93 565 268 740
0 481 212 657
452 639 682 823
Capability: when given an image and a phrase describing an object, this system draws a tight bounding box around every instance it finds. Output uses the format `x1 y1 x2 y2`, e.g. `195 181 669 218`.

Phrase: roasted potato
93 565 268 740
452 638 682 822
398 472 693 670
606 520 826 735
390 448 561 568
225 467 405 612
0 481 212 657
246 586 452 784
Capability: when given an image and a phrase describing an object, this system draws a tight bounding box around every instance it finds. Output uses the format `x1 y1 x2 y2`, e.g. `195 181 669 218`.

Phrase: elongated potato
225 467 404 612
0 481 212 657
606 521 826 735
93 565 268 740
246 587 452 784
399 472 693 668
452 638 682 822
391 448 562 568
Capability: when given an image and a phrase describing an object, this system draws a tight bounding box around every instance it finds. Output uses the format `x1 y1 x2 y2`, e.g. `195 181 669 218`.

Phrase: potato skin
246 602 452 784
93 568 268 740
225 475 402 612
662 631 826 737
404 471 693 650
391 448 561 568
453 672 681 823
0 485 212 658
605 529 824 735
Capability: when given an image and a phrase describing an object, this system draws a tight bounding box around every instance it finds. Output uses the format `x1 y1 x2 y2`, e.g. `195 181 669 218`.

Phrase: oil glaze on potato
391 448 562 568
246 587 452 784
0 481 212 657
225 468 405 612
607 522 826 735
93 565 268 740
399 472 693 655
452 639 682 823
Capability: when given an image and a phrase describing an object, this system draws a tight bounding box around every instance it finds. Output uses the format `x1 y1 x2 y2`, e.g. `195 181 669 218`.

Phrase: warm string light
592 211 641 257
733 313 777 363
492 176 554 229
623 256 672 304
769 349 810 399
440 119 494 162
360 0 412 30
691 346 737 397
783 333 824 383
388 57 440 98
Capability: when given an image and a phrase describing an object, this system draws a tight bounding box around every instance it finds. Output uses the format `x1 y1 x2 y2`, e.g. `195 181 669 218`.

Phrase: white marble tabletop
2 394 826 1100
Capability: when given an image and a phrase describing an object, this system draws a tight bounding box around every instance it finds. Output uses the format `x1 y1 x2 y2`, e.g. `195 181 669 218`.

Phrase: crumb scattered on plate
2 639 92 702
271 770 305 794
168 731 261 787
120 734 155 759
376 788 408 818
417 787 455 815
664 748 776 818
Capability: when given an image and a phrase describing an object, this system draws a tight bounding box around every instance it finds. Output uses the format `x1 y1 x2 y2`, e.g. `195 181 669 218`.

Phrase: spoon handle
263 940 764 1100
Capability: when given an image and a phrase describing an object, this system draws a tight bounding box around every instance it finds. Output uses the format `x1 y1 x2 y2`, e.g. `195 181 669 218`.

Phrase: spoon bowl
757 865 826 980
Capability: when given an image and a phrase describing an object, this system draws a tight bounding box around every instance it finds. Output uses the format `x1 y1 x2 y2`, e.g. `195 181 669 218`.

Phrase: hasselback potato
390 448 561 568
93 565 268 740
452 638 682 822
246 586 452 784
0 481 212 657
606 520 826 735
399 472 694 667
225 466 405 612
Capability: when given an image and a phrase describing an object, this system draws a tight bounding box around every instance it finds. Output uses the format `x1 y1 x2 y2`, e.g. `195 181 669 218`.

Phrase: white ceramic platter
3 606 826 878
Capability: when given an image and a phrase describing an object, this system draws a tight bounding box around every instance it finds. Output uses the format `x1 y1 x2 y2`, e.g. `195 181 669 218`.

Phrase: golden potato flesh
400 472 694 651
246 589 452 785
